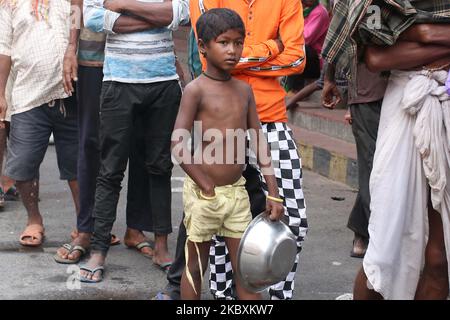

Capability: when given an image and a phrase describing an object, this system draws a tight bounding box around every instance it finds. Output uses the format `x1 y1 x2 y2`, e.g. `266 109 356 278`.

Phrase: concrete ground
0 146 361 300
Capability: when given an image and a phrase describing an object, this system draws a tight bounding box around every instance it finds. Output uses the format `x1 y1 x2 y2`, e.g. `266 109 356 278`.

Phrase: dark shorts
5 97 78 181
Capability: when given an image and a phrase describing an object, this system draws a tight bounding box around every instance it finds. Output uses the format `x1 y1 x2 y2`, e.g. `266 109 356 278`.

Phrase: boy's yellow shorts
183 176 252 243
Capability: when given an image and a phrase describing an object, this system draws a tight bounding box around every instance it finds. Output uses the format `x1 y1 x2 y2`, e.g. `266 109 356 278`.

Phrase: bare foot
153 234 172 272
80 252 106 282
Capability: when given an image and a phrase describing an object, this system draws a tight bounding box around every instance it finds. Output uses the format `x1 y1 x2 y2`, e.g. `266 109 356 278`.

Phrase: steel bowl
237 212 297 292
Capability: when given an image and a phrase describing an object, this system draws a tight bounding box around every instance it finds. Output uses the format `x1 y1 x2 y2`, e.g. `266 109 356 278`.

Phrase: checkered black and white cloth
209 122 308 300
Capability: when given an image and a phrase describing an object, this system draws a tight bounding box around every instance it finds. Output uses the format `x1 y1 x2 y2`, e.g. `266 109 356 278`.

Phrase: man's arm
171 83 216 197
0 6 13 120
63 0 83 95
239 0 306 78
190 0 283 71
365 41 450 73
104 0 190 30
321 63 342 109
399 24 450 47
84 0 156 34
0 55 11 120
246 87 284 221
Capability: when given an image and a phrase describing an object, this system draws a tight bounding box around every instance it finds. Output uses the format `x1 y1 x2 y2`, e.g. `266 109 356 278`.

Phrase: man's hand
0 95 8 127
63 44 78 95
321 79 341 109
344 108 352 125
104 0 126 13
275 39 284 53
266 198 284 221
175 59 186 89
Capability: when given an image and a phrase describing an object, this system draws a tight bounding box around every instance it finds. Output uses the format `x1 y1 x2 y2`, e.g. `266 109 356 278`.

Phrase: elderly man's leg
5 105 55 246
415 205 449 299
353 266 383 300
16 179 43 244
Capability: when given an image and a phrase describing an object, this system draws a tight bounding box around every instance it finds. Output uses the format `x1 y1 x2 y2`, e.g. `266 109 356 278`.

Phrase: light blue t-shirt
84 0 186 83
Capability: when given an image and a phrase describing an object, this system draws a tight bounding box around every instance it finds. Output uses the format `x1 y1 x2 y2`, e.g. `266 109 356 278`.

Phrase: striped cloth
78 27 106 67
322 0 450 88
84 0 180 83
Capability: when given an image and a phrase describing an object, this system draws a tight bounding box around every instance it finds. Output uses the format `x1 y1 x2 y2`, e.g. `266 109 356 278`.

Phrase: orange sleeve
233 39 281 70
191 0 281 71
240 0 306 77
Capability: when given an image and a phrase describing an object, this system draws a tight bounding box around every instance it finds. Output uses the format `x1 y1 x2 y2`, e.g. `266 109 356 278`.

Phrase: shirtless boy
171 8 284 300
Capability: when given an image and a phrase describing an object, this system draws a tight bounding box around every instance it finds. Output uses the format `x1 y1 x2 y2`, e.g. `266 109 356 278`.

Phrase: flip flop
126 241 154 259
54 243 88 264
79 265 105 283
19 224 45 247
154 261 172 274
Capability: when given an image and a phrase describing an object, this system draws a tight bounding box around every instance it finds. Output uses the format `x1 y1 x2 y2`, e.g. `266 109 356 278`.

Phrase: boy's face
202 29 244 72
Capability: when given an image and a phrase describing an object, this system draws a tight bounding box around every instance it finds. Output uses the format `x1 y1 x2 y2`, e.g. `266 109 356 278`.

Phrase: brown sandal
19 224 45 247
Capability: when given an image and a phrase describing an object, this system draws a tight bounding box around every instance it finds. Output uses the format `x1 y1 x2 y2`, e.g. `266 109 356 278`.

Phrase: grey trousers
347 100 382 239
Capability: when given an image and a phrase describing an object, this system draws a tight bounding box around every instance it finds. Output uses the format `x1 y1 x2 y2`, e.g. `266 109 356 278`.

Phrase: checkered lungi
209 122 308 300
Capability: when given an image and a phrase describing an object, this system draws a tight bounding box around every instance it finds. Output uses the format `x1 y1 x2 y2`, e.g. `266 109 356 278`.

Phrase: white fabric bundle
364 69 450 299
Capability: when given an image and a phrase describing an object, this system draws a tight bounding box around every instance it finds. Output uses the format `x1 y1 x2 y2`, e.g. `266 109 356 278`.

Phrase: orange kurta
190 0 306 123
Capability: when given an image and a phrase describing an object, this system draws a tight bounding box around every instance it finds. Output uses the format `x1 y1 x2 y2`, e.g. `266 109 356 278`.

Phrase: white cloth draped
363 69 450 299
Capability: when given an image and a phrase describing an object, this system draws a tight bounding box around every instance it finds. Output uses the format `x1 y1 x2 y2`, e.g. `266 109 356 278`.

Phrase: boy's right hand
200 179 216 198
266 199 284 221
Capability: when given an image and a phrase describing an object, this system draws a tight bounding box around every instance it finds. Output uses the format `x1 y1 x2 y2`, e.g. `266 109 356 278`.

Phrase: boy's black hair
196 8 245 44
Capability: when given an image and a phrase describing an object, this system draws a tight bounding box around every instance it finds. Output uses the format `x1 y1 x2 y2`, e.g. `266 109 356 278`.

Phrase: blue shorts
5 97 78 181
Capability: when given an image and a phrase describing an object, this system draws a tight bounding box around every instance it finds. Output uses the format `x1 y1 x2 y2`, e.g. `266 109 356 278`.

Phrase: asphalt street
0 145 361 300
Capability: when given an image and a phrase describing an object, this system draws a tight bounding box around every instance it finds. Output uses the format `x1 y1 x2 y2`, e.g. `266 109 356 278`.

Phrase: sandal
154 261 172 274
54 243 88 264
19 224 45 247
79 265 105 283
126 241 154 259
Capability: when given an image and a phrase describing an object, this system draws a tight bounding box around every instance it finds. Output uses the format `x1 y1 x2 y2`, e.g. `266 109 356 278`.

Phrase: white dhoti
363 69 450 299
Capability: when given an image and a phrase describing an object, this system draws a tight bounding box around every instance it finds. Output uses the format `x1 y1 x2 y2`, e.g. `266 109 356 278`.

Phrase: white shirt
0 0 71 115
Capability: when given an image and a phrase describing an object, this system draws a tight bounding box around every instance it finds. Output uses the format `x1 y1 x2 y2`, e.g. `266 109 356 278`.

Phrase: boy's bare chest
200 94 247 119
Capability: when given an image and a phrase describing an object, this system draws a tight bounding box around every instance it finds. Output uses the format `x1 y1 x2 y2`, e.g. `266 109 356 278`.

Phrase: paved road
0 146 361 300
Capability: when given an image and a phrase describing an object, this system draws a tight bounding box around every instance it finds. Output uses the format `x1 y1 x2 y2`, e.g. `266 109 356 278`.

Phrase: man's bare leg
180 240 210 300
225 237 262 300
16 179 43 244
55 180 90 261
286 81 320 109
67 179 80 216
153 233 173 267
353 266 383 300
415 205 449 299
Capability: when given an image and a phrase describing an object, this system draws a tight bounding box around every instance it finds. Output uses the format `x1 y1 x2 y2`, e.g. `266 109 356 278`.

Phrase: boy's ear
198 39 207 58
